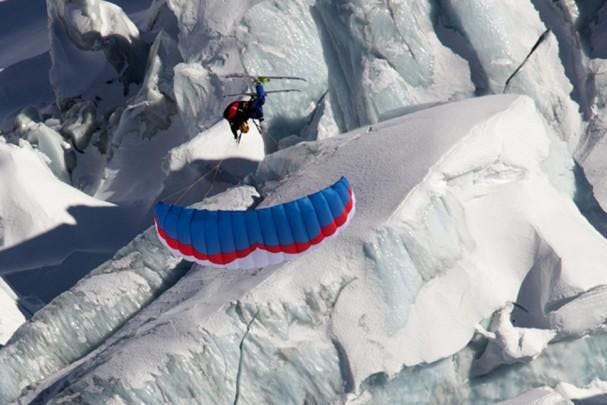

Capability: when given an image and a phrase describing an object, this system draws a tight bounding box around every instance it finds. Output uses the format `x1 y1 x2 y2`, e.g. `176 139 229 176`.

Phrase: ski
223 89 302 97
221 74 307 82
252 120 263 134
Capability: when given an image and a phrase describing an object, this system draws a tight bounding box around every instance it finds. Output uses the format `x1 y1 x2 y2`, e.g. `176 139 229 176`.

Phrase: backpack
223 101 247 121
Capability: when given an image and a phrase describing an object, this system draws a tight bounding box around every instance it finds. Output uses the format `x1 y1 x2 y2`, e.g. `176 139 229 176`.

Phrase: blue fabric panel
231 211 250 252
217 211 235 255
154 202 171 226
203 210 221 256
322 187 345 218
257 208 279 248
177 207 194 246
244 210 263 246
284 201 308 244
164 205 181 240
333 177 351 205
309 192 334 228
297 197 321 240
155 176 353 265
270 205 294 246
190 210 207 255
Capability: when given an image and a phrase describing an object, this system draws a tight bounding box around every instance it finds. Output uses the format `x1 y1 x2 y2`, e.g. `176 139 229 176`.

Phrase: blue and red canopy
154 176 354 269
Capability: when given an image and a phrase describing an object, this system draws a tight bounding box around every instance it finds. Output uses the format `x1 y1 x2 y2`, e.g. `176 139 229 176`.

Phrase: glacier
3 95 607 404
2 0 607 403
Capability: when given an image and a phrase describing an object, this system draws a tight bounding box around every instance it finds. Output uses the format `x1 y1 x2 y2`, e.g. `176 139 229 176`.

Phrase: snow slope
0 278 25 346
0 140 111 251
3 94 606 404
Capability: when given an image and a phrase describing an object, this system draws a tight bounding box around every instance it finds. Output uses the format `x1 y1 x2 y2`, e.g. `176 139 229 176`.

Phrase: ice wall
313 0 474 129
47 0 148 109
440 0 583 150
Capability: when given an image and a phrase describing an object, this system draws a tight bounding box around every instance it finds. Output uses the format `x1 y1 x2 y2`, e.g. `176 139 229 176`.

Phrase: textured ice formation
13 107 71 183
5 95 605 404
60 100 98 152
442 0 583 149
496 387 572 404
47 0 148 109
498 379 607 404
0 186 259 403
472 303 556 377
4 0 607 403
93 30 185 207
314 0 474 129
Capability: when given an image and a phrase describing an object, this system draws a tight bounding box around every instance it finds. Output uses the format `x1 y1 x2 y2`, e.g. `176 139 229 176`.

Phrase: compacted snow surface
2 0 607 404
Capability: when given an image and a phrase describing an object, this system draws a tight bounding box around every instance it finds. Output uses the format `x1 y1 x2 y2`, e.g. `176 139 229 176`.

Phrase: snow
0 141 111 251
0 278 25 345
3 0 607 403
314 0 474 129
14 108 71 183
496 387 572 405
4 94 606 404
48 0 149 110
497 379 607 404
0 53 54 127
444 0 583 150
0 1 48 70
472 303 556 377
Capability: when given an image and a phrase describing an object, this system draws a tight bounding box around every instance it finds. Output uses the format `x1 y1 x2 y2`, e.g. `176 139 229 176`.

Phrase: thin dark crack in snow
327 278 358 396
503 29 550 93
233 310 259 405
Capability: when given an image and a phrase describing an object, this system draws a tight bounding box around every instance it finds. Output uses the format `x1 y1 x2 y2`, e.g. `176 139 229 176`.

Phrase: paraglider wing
154 177 355 269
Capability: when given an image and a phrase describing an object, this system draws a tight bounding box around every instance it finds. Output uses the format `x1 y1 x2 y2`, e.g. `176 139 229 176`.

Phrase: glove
254 76 271 84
